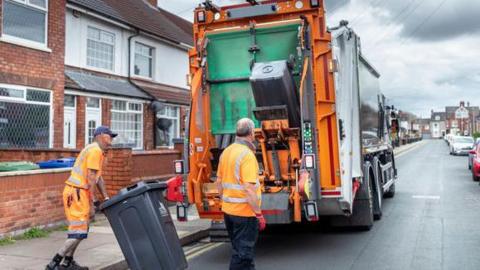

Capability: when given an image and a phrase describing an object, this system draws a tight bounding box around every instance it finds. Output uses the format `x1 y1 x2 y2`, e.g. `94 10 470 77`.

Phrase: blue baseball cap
94 126 118 138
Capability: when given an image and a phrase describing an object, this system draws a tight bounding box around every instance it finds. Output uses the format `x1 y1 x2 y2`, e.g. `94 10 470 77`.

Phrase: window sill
131 75 154 81
83 65 119 76
0 36 52 53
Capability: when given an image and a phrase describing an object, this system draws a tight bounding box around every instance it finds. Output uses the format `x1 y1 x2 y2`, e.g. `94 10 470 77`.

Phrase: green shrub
20 227 49 240
0 236 16 246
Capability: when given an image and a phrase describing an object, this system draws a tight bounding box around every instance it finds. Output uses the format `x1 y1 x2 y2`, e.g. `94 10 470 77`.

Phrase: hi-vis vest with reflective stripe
65 143 102 189
219 141 261 217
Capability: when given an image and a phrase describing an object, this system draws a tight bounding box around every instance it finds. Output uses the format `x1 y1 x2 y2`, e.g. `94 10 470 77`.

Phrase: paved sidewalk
393 140 426 156
0 205 210 270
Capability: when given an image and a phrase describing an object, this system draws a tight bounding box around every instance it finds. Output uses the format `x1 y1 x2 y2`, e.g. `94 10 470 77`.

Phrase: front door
63 95 76 148
85 97 102 145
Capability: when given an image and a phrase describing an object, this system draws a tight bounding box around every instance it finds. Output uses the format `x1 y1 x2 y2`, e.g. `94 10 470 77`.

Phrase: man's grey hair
236 118 255 137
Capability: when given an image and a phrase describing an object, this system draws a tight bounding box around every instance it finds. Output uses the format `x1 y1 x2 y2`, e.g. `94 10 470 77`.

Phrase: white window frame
63 95 76 148
86 26 116 72
0 0 49 51
0 83 53 148
111 100 143 150
133 41 155 80
85 97 102 145
156 104 180 148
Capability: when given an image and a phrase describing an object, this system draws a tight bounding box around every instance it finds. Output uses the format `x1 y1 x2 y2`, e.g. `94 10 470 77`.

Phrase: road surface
185 140 480 270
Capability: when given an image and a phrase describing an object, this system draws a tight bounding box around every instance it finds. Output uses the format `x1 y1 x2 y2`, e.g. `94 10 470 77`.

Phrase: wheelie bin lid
100 180 168 210
0 161 40 172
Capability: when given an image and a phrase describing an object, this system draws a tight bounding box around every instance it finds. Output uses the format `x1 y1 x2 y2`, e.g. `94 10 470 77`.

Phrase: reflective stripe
222 196 248 203
234 149 250 181
222 183 245 191
70 143 96 177
66 176 82 186
67 230 88 234
72 166 83 176
69 220 87 226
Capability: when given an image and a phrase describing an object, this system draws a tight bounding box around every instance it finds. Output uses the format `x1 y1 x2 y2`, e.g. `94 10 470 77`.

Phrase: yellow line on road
186 242 224 261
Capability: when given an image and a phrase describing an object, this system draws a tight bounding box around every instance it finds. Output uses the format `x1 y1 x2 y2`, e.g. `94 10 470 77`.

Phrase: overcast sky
158 0 480 118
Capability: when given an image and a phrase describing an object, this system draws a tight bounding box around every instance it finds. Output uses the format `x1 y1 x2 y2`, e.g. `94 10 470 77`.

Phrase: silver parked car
450 136 475 156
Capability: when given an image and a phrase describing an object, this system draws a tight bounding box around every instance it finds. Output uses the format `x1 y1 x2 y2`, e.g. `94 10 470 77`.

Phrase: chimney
460 101 465 107
147 0 158 7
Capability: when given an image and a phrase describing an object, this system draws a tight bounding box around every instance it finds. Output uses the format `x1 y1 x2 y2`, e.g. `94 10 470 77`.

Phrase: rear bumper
473 163 480 177
453 149 471 155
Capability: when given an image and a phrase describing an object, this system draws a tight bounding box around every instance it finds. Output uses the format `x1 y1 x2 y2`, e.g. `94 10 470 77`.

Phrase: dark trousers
224 213 259 270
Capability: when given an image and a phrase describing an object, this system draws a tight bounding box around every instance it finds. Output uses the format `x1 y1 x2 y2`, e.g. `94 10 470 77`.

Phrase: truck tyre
384 181 395 198
330 172 374 230
373 168 383 220
473 173 479 182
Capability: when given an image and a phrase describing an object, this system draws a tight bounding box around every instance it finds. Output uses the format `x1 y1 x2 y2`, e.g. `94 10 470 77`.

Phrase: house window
87 120 96 144
134 42 154 78
0 85 51 148
111 100 143 149
87 26 115 71
156 104 180 147
2 0 48 45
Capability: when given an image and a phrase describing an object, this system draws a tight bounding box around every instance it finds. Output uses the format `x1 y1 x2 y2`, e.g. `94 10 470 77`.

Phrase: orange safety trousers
63 185 91 239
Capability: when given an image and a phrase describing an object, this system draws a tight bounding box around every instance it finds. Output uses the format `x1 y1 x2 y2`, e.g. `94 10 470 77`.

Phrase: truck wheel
330 173 374 230
473 173 479 182
384 181 395 198
373 169 383 220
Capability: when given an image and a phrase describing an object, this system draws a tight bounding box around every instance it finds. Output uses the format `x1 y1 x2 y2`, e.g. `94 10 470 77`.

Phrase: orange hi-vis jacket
65 142 104 191
63 142 104 239
217 139 261 217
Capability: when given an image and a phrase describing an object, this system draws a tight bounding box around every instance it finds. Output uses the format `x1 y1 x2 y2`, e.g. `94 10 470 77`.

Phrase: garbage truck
170 0 398 237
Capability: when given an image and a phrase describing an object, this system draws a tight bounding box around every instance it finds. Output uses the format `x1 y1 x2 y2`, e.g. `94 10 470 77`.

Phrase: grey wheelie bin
100 180 187 270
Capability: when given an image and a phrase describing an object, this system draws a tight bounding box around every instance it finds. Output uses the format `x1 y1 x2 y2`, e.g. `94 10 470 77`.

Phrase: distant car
468 138 480 170
472 144 480 181
449 136 474 155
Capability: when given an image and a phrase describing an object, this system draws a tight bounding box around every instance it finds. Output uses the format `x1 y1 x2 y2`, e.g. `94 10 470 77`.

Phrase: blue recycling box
37 158 75 169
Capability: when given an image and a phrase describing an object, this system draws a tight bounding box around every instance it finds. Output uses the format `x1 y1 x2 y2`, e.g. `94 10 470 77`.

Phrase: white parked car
450 136 475 155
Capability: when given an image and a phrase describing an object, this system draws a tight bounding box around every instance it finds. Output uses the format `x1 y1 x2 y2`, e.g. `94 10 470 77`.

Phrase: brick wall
0 170 69 237
131 150 180 181
0 0 66 148
76 96 86 148
0 147 181 236
144 105 155 150
102 148 133 196
102 99 112 126
0 149 79 162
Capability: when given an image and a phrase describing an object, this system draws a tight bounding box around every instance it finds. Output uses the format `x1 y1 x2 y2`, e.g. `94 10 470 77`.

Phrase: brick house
64 0 192 150
0 0 192 151
430 111 446 139
0 0 66 149
445 101 480 136
0 0 192 237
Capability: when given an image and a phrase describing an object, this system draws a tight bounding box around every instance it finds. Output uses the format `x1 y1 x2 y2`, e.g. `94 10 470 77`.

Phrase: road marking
412 195 440 200
186 242 223 261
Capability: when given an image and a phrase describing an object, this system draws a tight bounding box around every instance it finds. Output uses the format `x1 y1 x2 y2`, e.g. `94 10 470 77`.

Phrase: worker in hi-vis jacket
216 118 266 270
46 126 116 270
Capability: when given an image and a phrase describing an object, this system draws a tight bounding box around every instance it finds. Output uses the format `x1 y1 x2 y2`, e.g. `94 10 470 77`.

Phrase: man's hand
256 213 266 231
